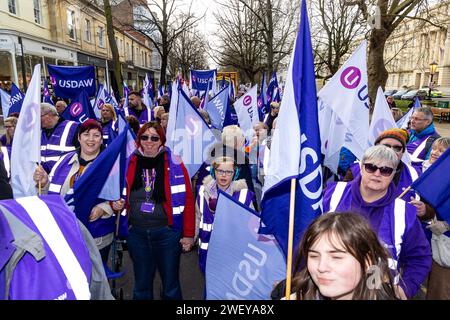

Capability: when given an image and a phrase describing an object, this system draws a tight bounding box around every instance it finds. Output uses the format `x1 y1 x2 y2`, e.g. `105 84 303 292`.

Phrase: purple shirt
323 176 432 298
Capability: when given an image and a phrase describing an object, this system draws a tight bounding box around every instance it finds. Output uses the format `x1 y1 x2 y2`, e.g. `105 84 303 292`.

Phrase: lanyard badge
141 169 156 213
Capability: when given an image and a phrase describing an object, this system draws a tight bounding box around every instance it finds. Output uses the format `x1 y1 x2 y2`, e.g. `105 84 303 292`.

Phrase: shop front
0 30 77 91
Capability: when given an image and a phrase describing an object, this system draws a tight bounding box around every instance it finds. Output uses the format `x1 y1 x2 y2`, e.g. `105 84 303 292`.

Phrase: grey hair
361 145 399 169
415 107 433 122
222 125 245 148
41 102 58 115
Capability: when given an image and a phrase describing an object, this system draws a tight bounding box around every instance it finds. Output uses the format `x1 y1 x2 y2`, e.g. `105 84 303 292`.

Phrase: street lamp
429 61 438 99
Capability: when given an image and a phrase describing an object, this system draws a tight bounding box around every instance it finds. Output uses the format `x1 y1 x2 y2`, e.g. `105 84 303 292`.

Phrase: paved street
111 245 204 300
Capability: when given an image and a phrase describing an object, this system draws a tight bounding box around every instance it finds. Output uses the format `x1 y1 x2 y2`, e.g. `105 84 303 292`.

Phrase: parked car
419 87 443 98
392 89 411 100
384 89 398 97
401 89 428 101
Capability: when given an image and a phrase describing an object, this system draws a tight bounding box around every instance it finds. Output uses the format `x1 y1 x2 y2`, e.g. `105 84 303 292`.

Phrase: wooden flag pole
285 178 297 300
397 186 411 199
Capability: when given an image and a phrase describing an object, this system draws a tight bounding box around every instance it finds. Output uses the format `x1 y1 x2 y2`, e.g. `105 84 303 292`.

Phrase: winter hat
374 128 409 150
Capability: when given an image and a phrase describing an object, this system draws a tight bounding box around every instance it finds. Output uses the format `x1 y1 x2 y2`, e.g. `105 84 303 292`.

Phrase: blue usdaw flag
206 191 286 300
10 65 41 198
48 64 96 98
260 0 323 258
61 90 97 123
65 129 129 226
266 71 278 107
43 79 54 105
8 83 25 116
411 147 450 225
205 85 229 130
0 88 11 119
172 88 218 178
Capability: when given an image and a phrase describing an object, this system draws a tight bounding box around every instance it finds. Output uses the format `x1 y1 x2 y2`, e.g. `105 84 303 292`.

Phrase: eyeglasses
215 169 234 177
4 125 13 129
140 135 160 142
410 116 427 122
271 106 279 109
381 144 403 153
363 163 395 177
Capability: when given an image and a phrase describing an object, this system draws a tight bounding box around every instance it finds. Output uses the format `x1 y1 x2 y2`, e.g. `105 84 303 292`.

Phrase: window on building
33 0 41 24
98 26 105 47
141 51 144 66
8 0 16 14
67 10 76 40
85 19 91 42
144 52 147 67
126 43 130 60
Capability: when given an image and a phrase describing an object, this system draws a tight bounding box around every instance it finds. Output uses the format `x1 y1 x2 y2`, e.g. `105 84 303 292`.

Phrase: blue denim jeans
127 225 182 300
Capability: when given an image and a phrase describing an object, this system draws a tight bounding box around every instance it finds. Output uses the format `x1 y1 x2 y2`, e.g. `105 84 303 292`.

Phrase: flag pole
397 186 411 199
285 178 296 300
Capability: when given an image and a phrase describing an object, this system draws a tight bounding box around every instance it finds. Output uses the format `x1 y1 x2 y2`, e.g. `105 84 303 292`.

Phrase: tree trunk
266 0 274 74
160 50 168 87
368 29 388 110
104 0 123 96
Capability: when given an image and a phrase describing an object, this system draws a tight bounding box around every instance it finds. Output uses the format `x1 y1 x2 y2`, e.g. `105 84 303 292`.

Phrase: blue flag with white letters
8 83 25 116
266 71 279 107
205 85 230 131
190 69 216 92
43 79 54 105
261 0 323 258
48 64 96 98
172 88 218 178
206 191 286 300
411 147 450 225
61 90 97 123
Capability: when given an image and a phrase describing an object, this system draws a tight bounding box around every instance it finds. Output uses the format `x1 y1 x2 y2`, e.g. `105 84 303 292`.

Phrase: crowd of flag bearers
0 0 449 301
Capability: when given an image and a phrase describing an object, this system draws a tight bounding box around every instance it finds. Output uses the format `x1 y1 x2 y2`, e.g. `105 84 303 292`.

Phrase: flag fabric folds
368 87 397 146
61 90 97 123
260 0 323 258
318 41 370 173
411 147 450 225
233 85 258 142
11 64 41 198
204 85 230 131
8 83 25 116
206 191 286 300
43 79 54 105
65 129 130 226
171 88 218 178
48 64 96 98
0 88 11 119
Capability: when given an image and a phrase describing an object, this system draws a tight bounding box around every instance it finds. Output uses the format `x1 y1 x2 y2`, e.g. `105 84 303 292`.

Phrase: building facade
0 0 154 93
384 1 450 94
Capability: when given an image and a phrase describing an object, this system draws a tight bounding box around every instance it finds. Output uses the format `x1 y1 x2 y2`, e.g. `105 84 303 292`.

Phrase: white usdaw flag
368 87 397 146
233 85 258 142
318 41 370 173
11 64 41 198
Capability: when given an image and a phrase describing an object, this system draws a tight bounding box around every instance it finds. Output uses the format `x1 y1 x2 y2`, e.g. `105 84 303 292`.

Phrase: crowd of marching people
0 74 449 301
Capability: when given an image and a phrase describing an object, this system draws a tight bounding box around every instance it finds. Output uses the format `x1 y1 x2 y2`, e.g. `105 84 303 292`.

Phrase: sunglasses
381 144 403 153
140 135 160 142
271 106 279 109
363 163 395 177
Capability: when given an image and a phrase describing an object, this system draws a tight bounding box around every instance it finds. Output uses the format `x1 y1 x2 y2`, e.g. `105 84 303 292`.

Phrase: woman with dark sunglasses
124 121 195 300
323 145 431 300
344 128 431 218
